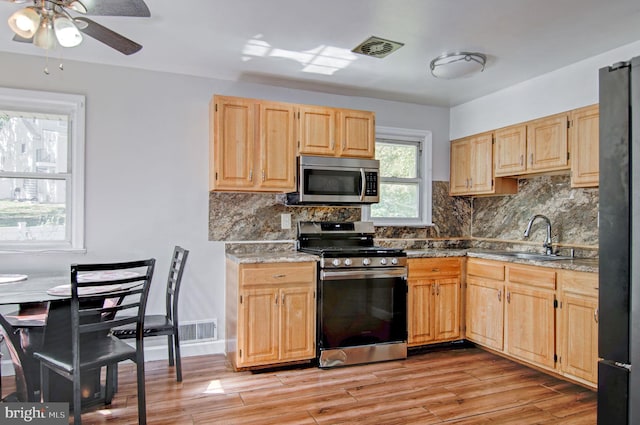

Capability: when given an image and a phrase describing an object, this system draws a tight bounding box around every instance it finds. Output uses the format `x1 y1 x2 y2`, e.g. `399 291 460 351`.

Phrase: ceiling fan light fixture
67 0 87 14
54 15 82 47
430 52 486 79
8 6 41 39
33 14 56 49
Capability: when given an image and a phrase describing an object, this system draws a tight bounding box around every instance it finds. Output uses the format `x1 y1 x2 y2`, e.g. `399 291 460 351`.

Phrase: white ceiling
1 0 640 107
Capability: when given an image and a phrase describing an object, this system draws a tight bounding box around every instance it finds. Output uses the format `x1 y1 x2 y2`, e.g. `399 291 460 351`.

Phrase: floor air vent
351 36 404 58
179 319 217 341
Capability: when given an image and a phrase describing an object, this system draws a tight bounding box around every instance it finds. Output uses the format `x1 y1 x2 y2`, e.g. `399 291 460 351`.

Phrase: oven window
319 276 407 349
304 169 361 196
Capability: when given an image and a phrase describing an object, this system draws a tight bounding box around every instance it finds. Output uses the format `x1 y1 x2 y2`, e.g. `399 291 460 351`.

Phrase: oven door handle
321 268 407 281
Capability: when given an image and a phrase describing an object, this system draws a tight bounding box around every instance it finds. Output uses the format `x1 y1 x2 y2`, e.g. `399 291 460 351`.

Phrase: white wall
0 51 449 357
450 39 640 140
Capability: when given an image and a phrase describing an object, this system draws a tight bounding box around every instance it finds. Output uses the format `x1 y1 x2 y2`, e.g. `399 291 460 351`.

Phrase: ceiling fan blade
79 0 150 17
75 17 142 55
12 34 32 43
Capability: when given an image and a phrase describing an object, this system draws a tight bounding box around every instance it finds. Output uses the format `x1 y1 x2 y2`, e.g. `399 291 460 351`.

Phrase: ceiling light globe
54 15 82 47
430 52 486 79
33 15 56 50
8 7 41 39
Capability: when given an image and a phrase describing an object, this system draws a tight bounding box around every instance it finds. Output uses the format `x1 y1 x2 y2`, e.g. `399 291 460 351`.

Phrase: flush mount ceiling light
430 52 487 79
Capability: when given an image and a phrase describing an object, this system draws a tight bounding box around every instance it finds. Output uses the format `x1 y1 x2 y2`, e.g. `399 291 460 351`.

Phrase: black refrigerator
598 55 640 425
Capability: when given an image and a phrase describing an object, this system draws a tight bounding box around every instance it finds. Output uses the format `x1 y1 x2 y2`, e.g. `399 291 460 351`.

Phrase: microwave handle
360 168 366 201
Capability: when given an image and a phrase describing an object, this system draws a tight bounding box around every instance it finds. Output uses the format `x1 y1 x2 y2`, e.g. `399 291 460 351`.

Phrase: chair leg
136 355 147 425
173 328 182 382
73 370 82 425
39 364 50 403
167 335 174 367
105 365 116 405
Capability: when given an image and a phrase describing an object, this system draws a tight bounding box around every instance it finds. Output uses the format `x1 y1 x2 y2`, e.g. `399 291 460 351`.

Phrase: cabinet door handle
262 170 265 182
520 154 524 166
431 268 440 272
275 293 278 304
498 290 502 302
436 283 440 296
469 178 473 188
431 283 436 295
273 274 286 278
594 308 599 323
282 293 285 304
249 169 253 181
506 291 511 303
529 153 534 166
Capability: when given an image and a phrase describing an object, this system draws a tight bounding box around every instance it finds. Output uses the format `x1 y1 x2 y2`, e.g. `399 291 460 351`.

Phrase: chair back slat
166 247 189 323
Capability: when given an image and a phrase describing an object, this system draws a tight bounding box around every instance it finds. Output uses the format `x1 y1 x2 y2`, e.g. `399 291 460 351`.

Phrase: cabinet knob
506 291 511 303
498 290 502 302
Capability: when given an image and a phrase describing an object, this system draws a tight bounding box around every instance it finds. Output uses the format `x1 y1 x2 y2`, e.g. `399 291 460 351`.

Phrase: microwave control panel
364 172 378 196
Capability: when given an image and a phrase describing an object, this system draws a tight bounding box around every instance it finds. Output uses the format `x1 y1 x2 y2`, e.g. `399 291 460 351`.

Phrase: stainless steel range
297 221 408 368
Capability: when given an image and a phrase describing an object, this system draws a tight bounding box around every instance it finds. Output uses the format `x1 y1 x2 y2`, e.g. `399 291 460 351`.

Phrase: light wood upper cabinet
557 270 599 387
527 113 569 172
569 104 599 188
494 113 569 178
226 260 316 370
407 258 462 347
450 132 517 196
211 96 296 192
297 105 336 156
298 106 375 158
494 125 527 176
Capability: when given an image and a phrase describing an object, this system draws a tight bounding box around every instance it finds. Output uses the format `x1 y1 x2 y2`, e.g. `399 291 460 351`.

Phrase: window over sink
363 126 432 226
0 87 85 252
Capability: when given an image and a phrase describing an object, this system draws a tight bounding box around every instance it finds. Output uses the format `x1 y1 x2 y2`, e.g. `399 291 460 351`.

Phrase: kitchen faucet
523 214 554 255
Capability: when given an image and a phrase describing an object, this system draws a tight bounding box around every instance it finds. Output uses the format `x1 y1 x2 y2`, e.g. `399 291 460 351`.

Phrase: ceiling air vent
351 36 404 58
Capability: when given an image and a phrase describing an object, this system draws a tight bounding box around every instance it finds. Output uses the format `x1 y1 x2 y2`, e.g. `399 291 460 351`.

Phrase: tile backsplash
211 175 598 255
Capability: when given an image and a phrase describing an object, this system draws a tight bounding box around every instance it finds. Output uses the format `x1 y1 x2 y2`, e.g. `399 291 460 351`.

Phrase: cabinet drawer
408 258 461 278
240 262 316 286
508 264 556 290
467 259 505 281
559 270 598 297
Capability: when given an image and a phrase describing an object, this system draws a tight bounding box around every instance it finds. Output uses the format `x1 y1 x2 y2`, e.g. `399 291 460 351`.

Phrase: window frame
0 87 85 252
363 126 433 227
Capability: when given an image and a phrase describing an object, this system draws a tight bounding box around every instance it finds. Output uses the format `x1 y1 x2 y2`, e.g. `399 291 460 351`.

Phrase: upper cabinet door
527 113 569 172
449 138 472 195
569 104 599 188
494 124 527 176
337 109 375 158
298 105 336 156
211 96 256 190
259 101 296 191
469 132 494 193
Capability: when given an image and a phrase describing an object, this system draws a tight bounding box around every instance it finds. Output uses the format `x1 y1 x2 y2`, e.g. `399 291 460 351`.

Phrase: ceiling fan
5 0 150 55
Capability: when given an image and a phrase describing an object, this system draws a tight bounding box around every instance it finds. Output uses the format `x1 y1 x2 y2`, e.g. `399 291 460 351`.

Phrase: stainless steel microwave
286 155 380 205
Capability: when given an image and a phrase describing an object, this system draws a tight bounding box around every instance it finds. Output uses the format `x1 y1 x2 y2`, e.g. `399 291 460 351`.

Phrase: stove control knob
332 258 341 267
362 258 371 266
380 258 388 265
344 258 353 266
391 258 399 265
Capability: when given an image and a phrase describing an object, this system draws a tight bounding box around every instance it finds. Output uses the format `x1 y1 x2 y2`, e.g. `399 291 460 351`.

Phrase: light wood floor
2 347 597 424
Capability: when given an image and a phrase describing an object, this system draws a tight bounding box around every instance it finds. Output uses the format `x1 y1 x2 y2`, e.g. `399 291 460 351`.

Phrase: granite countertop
227 248 598 273
226 252 319 264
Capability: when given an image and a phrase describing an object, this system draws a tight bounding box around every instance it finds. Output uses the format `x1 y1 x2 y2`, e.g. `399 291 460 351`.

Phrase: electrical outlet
281 213 292 230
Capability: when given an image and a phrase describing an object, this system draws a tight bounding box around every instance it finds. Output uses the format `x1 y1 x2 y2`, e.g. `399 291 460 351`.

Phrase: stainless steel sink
480 251 574 261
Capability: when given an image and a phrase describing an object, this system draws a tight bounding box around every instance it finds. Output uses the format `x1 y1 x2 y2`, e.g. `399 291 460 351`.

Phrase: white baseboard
0 340 226 377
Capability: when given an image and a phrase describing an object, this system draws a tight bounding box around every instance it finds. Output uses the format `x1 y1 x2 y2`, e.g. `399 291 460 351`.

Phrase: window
363 126 432 226
0 87 85 252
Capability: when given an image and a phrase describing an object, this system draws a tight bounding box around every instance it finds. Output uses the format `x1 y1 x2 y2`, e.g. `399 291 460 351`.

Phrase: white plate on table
0 274 28 284
46 270 140 296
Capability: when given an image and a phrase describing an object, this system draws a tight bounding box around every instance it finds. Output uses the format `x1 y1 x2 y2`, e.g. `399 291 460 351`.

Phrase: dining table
0 272 123 404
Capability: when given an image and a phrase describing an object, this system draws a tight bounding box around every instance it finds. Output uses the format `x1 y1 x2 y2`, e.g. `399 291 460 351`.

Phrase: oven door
317 267 407 368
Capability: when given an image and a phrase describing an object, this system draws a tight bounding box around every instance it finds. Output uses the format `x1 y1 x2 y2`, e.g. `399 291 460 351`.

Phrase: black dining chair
33 259 155 425
113 246 189 381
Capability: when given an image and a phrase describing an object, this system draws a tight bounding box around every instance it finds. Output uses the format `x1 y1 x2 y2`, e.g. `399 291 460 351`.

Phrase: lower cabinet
465 258 598 388
226 260 316 370
466 259 505 351
557 270 599 386
407 258 462 346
